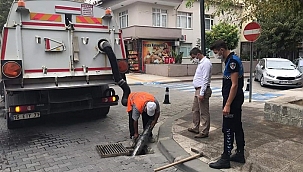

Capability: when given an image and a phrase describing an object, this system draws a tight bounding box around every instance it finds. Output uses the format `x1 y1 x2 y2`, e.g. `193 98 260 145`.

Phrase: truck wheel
7 114 19 129
90 107 110 118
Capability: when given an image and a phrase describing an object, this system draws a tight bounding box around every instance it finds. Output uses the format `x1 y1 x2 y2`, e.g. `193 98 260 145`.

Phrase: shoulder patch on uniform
229 62 236 70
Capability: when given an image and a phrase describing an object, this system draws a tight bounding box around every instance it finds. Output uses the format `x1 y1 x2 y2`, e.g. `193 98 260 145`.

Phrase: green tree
186 0 303 25
205 22 239 50
0 0 13 33
254 11 303 58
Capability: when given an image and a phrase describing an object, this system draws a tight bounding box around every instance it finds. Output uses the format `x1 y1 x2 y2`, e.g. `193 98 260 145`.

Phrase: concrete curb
157 111 220 172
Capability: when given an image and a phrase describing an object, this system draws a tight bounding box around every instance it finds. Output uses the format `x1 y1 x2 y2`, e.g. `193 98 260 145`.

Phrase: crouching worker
127 92 160 143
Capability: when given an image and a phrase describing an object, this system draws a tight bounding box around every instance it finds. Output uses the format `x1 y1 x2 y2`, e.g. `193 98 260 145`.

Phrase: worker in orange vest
127 92 160 143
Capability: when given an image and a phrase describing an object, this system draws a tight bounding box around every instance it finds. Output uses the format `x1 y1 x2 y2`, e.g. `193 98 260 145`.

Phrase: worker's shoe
194 133 209 138
230 150 245 163
188 127 199 134
209 154 231 169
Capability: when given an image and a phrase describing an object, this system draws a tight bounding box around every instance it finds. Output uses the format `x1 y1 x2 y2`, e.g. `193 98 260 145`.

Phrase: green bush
206 22 239 50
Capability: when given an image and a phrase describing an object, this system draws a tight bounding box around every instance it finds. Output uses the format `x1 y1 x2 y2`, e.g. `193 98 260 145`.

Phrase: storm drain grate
96 143 130 158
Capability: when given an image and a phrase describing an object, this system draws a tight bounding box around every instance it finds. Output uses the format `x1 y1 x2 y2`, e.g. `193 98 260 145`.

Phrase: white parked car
254 58 303 87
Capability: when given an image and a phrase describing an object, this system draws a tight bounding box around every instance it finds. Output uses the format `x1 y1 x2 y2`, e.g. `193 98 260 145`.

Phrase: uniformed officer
127 92 160 143
209 40 246 169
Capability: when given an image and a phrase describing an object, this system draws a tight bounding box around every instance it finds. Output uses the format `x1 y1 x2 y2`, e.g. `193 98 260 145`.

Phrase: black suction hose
98 40 131 106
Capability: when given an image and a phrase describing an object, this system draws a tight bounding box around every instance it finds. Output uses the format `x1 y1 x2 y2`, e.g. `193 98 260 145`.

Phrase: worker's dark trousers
222 94 245 156
129 111 154 138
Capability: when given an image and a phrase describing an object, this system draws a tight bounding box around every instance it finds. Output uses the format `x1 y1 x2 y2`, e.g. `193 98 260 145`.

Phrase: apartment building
99 0 242 72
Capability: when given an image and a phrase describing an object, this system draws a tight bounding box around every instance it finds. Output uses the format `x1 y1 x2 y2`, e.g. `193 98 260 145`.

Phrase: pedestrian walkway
125 73 251 85
157 97 303 172
143 82 284 102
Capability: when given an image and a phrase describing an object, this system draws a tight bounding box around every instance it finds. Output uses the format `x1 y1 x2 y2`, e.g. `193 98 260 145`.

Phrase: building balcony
121 25 182 40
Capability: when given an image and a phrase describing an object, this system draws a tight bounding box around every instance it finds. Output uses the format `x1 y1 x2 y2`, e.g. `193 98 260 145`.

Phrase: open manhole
96 143 131 158
289 99 303 106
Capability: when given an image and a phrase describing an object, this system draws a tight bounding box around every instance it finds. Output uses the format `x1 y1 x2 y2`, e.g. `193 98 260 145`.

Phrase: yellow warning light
112 96 116 102
105 7 112 15
18 0 25 7
15 106 21 113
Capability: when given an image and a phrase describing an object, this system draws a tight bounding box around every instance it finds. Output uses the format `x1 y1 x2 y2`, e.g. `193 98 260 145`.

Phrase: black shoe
209 154 231 169
230 150 245 163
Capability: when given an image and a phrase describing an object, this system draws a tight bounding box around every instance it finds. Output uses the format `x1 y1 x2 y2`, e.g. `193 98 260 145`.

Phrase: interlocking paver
26 162 41 168
44 165 59 171
0 85 186 172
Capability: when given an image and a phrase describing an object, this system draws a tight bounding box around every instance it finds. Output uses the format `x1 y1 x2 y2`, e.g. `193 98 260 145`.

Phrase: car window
266 60 295 70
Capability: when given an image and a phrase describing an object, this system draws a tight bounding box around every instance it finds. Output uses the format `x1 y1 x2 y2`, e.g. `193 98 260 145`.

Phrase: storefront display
125 39 176 73
142 40 174 65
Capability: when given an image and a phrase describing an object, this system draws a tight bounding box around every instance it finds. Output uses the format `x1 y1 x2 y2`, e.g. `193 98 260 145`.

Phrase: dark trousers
222 94 245 156
129 111 154 138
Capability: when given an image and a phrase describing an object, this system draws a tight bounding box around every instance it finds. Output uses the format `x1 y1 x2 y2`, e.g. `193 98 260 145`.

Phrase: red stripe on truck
25 67 112 73
1 28 8 60
74 24 108 29
22 22 65 27
55 5 81 11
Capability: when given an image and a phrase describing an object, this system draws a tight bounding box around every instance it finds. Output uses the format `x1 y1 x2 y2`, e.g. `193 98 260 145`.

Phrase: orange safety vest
126 92 156 113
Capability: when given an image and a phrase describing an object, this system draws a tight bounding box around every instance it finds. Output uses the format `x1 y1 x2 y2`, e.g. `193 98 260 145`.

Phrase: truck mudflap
98 40 131 106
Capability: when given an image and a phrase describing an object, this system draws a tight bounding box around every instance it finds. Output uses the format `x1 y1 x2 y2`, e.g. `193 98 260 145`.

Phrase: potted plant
172 50 184 64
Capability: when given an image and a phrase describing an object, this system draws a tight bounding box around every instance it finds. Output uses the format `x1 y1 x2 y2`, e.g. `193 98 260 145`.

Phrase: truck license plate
13 112 40 121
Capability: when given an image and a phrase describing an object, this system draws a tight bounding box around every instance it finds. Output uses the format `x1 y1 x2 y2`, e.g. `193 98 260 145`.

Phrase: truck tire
89 107 110 118
7 114 19 129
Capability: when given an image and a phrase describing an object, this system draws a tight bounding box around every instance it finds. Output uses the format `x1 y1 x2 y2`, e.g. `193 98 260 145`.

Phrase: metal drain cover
96 143 130 158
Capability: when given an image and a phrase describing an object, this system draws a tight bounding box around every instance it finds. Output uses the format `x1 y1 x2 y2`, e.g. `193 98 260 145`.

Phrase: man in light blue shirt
187 47 212 138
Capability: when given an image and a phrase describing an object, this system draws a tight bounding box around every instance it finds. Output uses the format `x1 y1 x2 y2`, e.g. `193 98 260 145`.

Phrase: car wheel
260 75 265 87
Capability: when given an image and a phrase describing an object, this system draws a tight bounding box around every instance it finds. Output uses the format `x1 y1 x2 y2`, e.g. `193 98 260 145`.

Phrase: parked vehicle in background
254 58 303 87
293 57 303 73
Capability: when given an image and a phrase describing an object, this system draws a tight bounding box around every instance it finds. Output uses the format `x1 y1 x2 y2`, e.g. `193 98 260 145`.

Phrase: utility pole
200 0 206 55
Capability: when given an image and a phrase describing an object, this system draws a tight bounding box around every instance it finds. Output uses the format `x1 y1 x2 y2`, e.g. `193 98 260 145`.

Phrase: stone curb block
157 111 221 172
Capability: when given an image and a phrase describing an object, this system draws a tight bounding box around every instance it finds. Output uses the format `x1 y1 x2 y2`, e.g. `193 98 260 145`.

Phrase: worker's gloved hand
134 133 139 139
131 134 139 147
150 120 157 128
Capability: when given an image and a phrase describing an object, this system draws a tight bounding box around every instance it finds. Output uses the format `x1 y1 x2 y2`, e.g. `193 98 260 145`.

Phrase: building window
177 12 192 29
180 44 192 57
152 8 167 27
205 14 214 30
119 10 128 28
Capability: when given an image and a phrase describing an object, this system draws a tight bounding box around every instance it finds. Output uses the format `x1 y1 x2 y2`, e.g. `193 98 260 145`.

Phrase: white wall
107 0 242 64
112 2 178 28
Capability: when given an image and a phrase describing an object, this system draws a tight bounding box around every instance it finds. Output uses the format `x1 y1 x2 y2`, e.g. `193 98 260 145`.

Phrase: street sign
243 22 261 103
243 22 261 42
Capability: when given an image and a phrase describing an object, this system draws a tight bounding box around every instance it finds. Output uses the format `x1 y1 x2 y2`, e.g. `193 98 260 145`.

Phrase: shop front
121 25 182 73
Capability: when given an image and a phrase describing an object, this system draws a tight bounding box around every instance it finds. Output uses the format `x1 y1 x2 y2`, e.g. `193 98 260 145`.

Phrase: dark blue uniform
222 52 245 156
